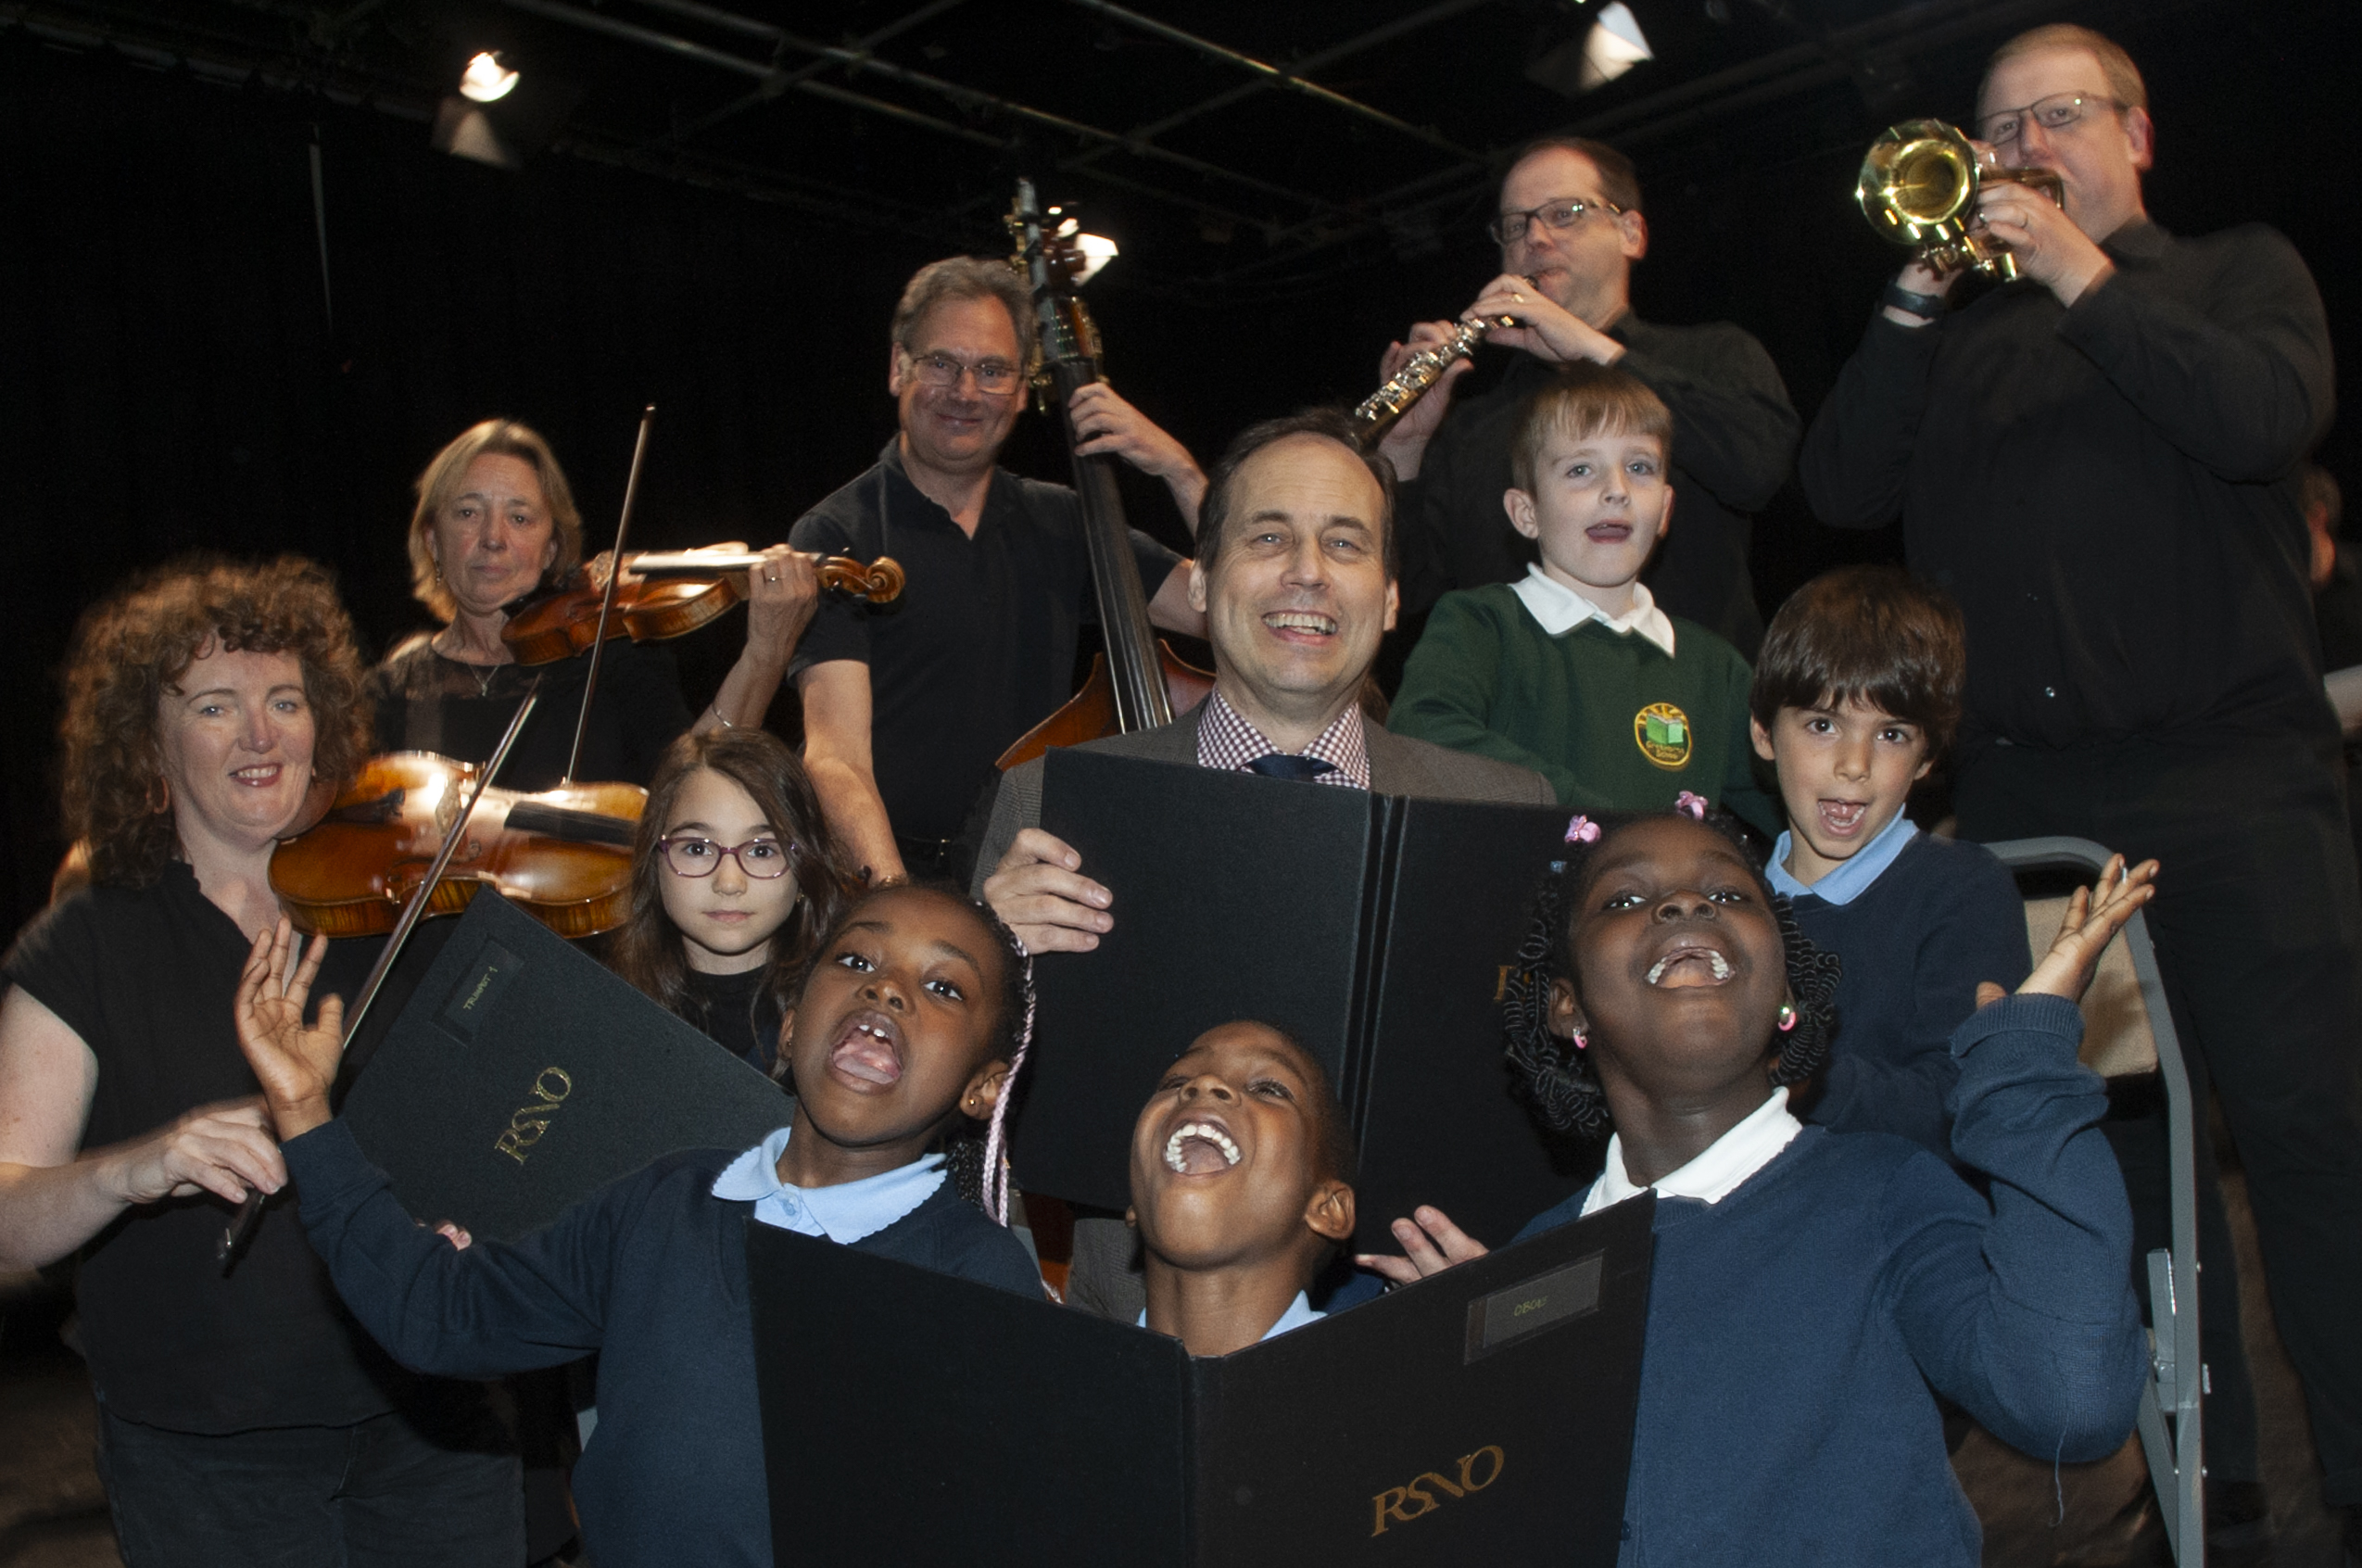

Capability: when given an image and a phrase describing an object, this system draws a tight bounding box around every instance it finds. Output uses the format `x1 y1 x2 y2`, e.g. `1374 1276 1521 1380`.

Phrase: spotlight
1524 1 1655 97
460 51 519 104
1044 208 1118 285
1578 4 1652 90
1071 233 1118 284
433 55 580 172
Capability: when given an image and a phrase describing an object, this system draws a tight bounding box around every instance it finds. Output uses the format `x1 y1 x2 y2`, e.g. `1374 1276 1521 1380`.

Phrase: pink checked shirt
1193 689 1371 790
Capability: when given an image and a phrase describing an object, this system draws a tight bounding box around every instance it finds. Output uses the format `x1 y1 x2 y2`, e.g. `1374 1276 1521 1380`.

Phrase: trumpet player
1374 136 1797 655
1803 26 2357 1559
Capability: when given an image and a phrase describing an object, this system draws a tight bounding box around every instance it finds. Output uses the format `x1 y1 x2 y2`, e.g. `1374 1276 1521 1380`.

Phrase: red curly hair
59 556 372 888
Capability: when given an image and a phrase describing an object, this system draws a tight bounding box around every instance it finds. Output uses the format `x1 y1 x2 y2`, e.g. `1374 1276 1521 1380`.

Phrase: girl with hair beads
230 883 1042 1568
607 727 859 1079
1363 800 2153 1567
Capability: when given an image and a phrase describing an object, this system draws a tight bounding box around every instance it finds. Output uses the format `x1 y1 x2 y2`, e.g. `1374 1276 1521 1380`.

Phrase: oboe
1350 281 1533 449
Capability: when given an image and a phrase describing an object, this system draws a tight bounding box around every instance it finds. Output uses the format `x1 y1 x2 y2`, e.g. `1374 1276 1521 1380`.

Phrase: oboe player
1375 137 1798 655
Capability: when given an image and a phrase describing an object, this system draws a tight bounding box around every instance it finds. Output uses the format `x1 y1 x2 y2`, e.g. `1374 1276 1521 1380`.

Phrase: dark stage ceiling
0 0 2210 302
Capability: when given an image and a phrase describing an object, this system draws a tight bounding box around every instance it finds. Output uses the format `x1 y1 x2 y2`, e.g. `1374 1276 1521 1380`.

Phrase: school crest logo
1633 702 1692 770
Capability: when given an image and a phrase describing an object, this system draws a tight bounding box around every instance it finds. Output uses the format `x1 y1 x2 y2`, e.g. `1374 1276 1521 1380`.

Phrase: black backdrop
3 0 2354 934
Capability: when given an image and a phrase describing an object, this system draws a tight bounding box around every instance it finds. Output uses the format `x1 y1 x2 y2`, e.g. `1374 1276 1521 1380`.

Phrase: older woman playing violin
371 418 815 790
0 556 523 1565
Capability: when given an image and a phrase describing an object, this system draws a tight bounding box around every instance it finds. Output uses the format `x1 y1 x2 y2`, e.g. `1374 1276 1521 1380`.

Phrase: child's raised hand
2011 855 2160 1008
233 917 346 1141
1355 1205 1491 1288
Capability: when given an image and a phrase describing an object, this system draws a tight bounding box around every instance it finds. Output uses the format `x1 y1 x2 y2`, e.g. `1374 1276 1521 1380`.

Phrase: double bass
994 180 1212 769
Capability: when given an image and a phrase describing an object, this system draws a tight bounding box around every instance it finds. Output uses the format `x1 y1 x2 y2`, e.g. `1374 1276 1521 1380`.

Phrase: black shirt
2318 543 2362 676
788 438 1182 842
680 966 784 1079
367 635 692 791
1800 220 2335 750
1398 315 1800 656
2 866 402 1432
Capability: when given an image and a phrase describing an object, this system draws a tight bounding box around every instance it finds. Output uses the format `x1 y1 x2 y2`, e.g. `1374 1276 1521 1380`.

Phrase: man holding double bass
790 255 1207 885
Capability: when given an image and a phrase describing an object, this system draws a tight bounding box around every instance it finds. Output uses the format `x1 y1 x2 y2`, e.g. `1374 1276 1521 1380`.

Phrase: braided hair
932 895 1035 1227
1500 808 1842 1141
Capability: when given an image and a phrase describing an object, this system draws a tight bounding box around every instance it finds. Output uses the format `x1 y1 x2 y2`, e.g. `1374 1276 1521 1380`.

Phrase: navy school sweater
1515 994 2145 1568
284 1119 1042 1568
1789 830 2032 1153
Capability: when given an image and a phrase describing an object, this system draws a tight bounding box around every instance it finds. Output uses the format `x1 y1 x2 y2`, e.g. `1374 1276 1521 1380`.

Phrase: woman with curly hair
0 556 522 1565
1360 804 2154 1568
369 418 816 790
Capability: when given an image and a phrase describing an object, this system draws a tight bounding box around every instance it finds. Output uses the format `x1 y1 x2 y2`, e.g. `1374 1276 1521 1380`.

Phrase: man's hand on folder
981 828 1115 955
1356 1204 1491 1287
233 917 346 1142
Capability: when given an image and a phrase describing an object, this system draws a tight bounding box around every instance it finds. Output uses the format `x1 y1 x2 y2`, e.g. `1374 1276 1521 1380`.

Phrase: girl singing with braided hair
231 882 1043 1566
1361 801 2154 1568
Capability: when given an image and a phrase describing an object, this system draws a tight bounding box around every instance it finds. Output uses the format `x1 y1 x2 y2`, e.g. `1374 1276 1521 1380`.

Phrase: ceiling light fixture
459 51 519 104
1577 3 1653 90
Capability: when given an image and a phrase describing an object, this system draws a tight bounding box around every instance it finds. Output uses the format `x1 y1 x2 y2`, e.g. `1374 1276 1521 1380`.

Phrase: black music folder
339 891 792 1242
749 1192 1653 1567
1016 749 1589 1245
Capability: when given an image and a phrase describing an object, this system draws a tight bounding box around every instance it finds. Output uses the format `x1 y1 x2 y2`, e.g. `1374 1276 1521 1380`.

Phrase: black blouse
367 634 693 791
2 865 404 1432
679 965 785 1081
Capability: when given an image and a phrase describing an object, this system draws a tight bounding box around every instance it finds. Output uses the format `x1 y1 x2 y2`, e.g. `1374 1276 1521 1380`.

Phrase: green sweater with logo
1392 583 1780 835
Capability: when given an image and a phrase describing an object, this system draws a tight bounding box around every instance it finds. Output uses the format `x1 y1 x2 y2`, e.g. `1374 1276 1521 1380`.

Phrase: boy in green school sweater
1390 363 1777 834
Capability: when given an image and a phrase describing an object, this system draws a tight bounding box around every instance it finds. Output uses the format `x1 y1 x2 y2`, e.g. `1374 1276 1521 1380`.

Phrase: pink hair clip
1565 815 1601 844
1674 791 1709 821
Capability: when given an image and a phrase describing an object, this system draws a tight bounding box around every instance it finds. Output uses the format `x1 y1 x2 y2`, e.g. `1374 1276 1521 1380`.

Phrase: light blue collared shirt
1137 1290 1324 1345
1766 812 1918 905
710 1124 946 1244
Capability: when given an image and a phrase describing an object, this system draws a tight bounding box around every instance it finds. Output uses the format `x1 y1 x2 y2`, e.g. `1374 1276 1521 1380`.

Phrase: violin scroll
817 554 905 605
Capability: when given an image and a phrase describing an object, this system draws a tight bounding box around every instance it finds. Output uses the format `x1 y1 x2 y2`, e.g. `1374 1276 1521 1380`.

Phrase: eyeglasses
904 350 1023 396
1488 195 1628 247
658 835 793 879
1976 92 2123 147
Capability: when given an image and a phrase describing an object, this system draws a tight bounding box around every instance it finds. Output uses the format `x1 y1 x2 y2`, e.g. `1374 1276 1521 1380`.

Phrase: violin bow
218 681 542 1274
562 404 656 786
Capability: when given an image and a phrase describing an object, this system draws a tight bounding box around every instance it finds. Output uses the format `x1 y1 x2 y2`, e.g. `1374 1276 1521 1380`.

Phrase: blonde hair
405 420 584 622
1509 363 1674 494
1982 24 2148 114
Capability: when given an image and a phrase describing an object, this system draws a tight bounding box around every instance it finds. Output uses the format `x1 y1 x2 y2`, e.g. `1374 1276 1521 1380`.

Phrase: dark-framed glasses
1488 196 1627 247
1977 92 2122 146
906 350 1023 396
658 835 793 879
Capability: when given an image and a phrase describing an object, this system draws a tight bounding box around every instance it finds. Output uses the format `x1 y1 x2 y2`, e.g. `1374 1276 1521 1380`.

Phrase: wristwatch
1883 280 1948 320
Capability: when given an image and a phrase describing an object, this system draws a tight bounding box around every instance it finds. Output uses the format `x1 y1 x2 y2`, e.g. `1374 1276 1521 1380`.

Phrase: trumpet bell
1855 117 2063 283
1856 120 1977 244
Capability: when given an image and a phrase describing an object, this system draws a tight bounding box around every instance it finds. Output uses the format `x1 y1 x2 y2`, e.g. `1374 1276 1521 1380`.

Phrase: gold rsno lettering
493 1067 574 1165
1370 1445 1505 1536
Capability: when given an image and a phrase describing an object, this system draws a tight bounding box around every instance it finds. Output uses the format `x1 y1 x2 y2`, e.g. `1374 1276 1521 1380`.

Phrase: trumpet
1855 120 2063 282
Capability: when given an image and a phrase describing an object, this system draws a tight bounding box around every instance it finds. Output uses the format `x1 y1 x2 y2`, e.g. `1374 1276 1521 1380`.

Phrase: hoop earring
1776 1003 1798 1032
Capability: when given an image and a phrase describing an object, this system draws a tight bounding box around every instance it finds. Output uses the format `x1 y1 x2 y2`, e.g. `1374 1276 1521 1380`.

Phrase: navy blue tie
1246 752 1337 783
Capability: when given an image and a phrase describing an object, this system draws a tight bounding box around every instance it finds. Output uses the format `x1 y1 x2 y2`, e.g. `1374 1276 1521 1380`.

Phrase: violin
502 546 905 666
269 752 646 940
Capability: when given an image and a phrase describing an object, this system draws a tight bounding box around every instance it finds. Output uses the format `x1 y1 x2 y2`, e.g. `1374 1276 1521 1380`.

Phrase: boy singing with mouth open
1128 1021 1357 1357
1391 362 1778 834
1747 566 2029 1151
